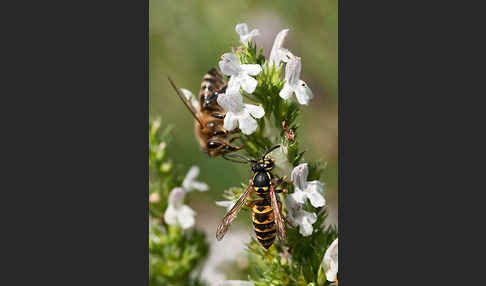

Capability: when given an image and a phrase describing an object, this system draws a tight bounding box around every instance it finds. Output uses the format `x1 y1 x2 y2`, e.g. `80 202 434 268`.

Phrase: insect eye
207 141 221 149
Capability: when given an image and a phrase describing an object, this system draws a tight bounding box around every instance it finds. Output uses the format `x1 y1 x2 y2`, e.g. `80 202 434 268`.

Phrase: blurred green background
150 0 338 226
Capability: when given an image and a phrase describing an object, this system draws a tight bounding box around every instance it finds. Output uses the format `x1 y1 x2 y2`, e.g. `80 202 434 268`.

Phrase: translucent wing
270 184 286 242
216 184 253 241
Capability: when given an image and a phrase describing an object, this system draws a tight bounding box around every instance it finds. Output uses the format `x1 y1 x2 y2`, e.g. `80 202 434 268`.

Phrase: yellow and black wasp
216 145 287 249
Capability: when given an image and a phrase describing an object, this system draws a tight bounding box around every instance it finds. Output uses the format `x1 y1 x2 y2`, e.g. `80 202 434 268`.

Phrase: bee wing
167 76 203 127
270 184 287 242
216 184 253 241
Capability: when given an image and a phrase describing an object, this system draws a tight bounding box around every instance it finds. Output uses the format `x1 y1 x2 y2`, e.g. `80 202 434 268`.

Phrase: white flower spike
180 88 199 111
322 238 339 283
218 53 262 94
182 166 209 192
235 23 259 46
269 29 292 67
215 200 235 212
279 55 314 105
290 163 325 208
217 91 264 135
285 194 317 236
164 187 196 229
218 280 254 286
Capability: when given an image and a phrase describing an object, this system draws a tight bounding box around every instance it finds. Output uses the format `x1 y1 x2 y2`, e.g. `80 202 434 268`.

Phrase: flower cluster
164 166 208 229
212 23 314 136
210 23 337 286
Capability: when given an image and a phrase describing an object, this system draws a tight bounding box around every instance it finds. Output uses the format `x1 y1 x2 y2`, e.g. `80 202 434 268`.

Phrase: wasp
168 68 244 158
216 145 287 249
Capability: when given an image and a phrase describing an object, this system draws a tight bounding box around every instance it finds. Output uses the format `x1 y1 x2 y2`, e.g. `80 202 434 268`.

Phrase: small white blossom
218 53 262 94
270 143 293 179
286 194 317 236
217 91 264 135
180 88 199 111
322 238 338 283
215 200 235 212
182 166 209 192
218 280 254 286
279 55 313 105
164 188 196 229
290 163 325 208
235 23 259 46
269 29 292 67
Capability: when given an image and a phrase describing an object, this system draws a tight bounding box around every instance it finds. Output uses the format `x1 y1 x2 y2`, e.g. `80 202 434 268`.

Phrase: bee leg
229 128 241 134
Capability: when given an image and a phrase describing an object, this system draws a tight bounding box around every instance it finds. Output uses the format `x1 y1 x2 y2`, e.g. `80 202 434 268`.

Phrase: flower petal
168 187 186 207
183 166 199 185
217 92 244 113
279 82 293 100
240 64 262 76
216 200 235 211
269 29 289 66
240 74 258 94
244 104 265 119
291 163 309 191
164 205 178 225
219 53 241 76
323 238 339 282
223 112 238 131
285 56 301 85
296 210 317 236
295 80 313 105
238 114 259 135
306 189 325 208
235 23 249 36
191 181 209 192
180 88 199 111
177 205 196 229
289 191 306 206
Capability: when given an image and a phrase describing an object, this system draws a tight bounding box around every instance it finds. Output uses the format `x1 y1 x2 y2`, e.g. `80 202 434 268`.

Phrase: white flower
182 166 209 192
269 143 293 179
218 280 254 286
290 163 325 208
235 23 259 46
215 200 235 212
218 53 262 94
217 91 264 135
164 188 196 229
322 238 338 283
285 194 317 236
269 29 292 67
279 55 313 105
180 88 199 111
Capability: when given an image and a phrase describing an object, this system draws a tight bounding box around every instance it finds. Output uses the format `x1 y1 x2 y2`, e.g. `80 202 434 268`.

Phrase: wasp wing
270 184 287 242
216 184 253 241
167 76 203 127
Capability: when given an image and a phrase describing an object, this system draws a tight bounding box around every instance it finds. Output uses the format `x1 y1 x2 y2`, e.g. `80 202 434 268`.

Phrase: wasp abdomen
251 200 276 249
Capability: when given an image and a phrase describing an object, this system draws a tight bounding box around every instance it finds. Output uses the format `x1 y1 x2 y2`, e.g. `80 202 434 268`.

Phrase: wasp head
252 159 274 172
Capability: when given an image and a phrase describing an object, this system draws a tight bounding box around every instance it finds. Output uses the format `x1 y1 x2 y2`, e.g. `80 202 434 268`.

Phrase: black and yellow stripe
251 201 276 249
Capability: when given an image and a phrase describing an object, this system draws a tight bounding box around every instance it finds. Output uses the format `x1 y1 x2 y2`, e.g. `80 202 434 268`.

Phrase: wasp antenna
263 145 281 159
167 76 204 128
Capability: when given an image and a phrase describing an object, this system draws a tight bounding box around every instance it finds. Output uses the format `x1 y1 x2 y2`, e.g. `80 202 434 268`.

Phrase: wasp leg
271 176 288 189
245 200 256 208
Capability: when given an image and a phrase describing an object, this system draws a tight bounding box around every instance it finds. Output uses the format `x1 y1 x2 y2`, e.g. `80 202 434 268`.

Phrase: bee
216 145 287 249
168 68 244 158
